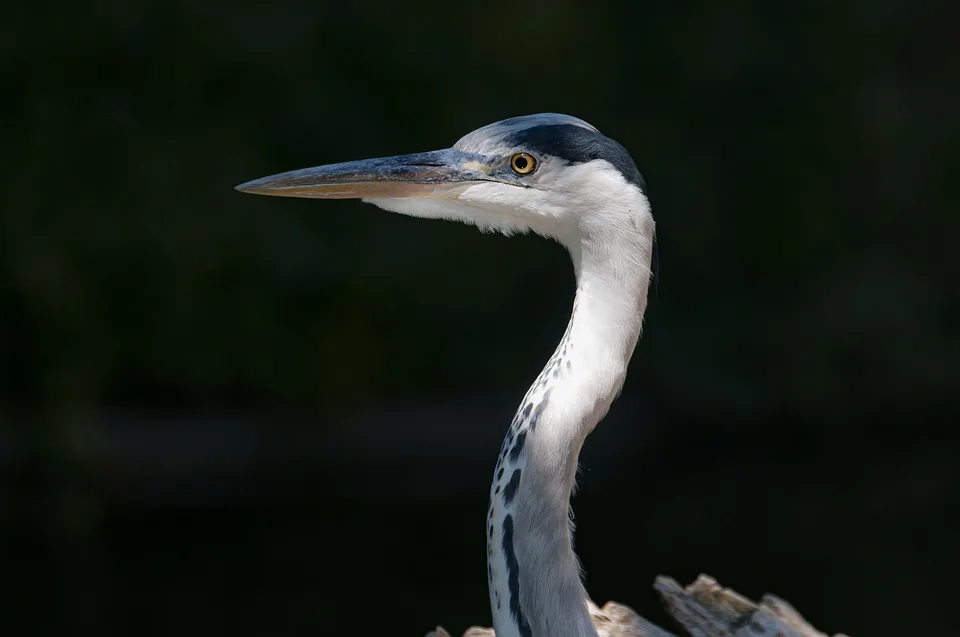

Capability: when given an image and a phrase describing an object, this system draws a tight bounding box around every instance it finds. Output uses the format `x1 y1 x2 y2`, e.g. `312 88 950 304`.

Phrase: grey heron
236 113 655 637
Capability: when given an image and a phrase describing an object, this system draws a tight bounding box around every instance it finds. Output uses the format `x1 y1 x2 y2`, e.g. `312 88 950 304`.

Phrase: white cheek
458 183 564 219
456 182 513 206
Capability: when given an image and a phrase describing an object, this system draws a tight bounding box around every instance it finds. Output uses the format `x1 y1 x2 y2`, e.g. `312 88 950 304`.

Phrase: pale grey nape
235 113 655 637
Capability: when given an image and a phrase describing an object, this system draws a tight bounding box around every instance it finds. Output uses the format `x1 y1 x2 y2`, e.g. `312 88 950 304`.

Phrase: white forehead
454 113 600 155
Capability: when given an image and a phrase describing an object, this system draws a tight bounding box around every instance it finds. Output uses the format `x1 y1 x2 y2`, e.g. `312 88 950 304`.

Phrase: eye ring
510 152 537 175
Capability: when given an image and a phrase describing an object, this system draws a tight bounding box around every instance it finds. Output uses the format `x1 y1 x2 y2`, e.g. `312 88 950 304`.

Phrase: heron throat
485 215 654 637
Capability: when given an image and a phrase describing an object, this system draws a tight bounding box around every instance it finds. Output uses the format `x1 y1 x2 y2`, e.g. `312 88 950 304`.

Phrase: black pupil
515 155 528 170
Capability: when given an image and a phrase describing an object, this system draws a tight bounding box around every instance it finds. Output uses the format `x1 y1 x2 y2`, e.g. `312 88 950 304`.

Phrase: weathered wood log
426 575 848 637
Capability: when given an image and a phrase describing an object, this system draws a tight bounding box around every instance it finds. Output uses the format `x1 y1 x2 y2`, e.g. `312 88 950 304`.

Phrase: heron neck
487 226 653 637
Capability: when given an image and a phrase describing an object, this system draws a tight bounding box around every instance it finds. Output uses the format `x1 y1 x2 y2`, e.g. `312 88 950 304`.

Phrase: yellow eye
510 152 537 175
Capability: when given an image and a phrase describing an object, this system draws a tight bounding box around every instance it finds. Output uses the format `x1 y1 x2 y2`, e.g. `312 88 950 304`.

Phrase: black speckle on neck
508 431 527 463
501 515 533 637
502 468 522 505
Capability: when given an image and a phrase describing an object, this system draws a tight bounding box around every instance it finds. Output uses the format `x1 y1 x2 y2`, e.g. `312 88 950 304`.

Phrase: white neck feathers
487 181 654 637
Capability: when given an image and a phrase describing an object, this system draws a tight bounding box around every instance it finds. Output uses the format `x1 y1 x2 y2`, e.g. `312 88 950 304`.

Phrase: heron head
236 113 650 249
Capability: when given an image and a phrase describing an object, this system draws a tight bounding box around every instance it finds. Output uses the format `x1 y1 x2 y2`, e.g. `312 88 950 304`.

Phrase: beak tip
236 179 270 195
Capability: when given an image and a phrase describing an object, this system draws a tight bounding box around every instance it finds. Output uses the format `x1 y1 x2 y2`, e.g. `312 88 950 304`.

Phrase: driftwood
427 575 849 637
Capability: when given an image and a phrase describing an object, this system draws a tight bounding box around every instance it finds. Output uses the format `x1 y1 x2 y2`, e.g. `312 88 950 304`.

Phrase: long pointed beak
235 148 498 199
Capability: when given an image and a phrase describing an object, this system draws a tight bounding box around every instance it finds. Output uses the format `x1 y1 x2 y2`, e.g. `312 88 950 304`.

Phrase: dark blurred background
3 0 959 635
